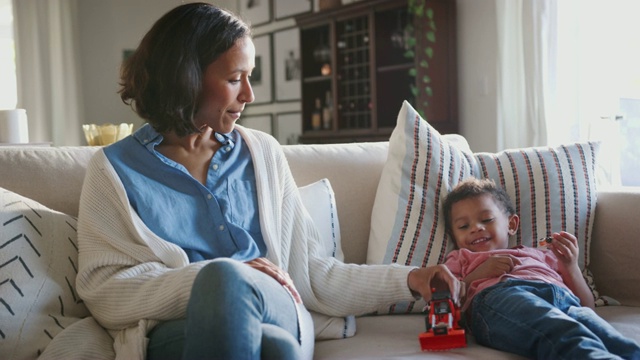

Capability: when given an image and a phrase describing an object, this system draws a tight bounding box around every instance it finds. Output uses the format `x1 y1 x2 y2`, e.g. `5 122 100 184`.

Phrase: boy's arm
550 232 596 309
463 254 522 286
562 264 595 309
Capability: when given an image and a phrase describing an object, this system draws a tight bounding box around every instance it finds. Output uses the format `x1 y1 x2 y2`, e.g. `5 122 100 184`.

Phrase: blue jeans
147 258 301 360
470 279 640 360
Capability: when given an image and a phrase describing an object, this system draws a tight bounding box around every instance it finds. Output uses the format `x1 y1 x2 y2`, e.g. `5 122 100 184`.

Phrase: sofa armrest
590 187 640 306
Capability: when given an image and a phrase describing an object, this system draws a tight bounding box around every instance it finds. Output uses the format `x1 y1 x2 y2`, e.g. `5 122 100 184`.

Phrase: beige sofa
1 141 639 359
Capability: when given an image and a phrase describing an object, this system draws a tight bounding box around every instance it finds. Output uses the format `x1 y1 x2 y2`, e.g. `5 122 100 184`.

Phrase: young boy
441 178 640 359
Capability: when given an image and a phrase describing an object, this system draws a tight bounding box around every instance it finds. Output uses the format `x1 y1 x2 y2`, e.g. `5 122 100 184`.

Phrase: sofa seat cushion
595 306 640 345
313 314 526 359
314 307 640 359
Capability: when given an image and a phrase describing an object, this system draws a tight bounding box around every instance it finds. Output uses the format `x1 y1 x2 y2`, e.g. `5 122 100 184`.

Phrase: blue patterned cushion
367 101 602 313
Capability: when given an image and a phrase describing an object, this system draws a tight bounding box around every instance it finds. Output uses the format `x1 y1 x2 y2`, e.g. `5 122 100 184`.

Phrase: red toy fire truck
418 289 467 351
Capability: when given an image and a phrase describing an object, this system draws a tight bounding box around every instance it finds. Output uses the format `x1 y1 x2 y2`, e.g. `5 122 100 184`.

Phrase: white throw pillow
367 101 603 313
298 179 355 339
299 178 344 261
0 187 90 359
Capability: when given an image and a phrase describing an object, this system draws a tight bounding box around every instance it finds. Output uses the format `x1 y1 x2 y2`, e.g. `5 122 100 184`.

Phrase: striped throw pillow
367 101 602 313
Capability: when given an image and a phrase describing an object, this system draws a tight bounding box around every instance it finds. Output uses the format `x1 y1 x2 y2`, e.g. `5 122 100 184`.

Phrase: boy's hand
548 231 595 309
548 231 580 272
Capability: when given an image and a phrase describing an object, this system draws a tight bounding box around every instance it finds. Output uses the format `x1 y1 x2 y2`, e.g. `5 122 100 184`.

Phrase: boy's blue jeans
146 258 301 360
470 279 640 360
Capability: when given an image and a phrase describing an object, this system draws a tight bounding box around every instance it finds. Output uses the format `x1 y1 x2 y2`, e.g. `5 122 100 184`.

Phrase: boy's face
449 194 519 252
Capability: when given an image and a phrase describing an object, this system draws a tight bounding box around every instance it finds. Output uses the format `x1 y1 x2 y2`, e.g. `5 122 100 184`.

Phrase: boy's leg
470 280 622 359
566 306 640 359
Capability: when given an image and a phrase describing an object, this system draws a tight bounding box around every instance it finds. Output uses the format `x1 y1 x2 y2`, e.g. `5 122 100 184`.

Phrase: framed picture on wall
275 112 302 145
274 0 311 20
238 114 272 134
238 0 271 26
250 34 272 104
273 28 301 102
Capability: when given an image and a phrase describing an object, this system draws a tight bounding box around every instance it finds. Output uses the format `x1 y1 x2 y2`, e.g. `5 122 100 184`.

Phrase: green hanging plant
404 0 436 119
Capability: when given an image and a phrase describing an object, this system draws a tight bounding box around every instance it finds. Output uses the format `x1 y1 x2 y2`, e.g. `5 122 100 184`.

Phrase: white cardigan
76 126 414 359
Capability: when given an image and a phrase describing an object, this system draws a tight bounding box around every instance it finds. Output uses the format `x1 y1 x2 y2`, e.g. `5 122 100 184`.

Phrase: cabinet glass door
336 15 371 130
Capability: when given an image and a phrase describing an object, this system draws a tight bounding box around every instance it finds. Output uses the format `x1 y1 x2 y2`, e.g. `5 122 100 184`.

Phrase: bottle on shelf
311 97 322 130
322 91 333 130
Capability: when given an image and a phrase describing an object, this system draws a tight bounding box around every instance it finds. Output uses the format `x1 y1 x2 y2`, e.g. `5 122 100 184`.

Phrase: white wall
76 0 502 152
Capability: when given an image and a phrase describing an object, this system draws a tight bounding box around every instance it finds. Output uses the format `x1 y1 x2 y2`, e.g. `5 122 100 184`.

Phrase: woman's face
194 36 255 134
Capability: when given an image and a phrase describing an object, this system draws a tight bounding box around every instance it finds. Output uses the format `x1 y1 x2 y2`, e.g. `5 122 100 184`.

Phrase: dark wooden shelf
377 63 413 73
302 75 332 84
296 0 458 143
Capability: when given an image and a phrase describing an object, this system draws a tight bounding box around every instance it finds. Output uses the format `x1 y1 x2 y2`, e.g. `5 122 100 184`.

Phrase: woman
76 3 463 359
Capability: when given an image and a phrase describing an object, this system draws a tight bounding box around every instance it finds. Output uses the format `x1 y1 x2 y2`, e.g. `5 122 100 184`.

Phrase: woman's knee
190 259 255 309
194 258 247 288
261 324 301 360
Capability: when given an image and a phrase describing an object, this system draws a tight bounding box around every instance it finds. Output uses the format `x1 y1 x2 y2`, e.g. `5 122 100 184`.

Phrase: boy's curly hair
442 178 515 237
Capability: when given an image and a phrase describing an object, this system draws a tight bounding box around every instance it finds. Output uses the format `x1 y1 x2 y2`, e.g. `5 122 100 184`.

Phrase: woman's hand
407 264 466 306
245 257 302 304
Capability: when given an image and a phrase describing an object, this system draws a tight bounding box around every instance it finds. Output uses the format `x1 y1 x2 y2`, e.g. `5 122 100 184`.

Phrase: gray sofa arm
590 187 640 306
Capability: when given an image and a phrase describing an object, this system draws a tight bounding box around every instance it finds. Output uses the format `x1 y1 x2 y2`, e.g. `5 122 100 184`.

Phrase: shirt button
212 164 219 170
225 146 231 151
207 194 212 200
218 225 225 231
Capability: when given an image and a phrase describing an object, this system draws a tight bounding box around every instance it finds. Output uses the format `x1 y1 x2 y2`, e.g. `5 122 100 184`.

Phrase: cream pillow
299 178 344 261
367 101 603 313
298 179 356 340
0 187 90 358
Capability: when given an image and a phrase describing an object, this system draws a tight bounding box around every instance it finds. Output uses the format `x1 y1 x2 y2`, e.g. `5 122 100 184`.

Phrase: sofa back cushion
283 142 388 264
0 143 386 264
0 146 98 217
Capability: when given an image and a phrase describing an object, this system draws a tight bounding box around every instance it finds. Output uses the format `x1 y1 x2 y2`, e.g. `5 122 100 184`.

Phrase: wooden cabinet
295 0 457 144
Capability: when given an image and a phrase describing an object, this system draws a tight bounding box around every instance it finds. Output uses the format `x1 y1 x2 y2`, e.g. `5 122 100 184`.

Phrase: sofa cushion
0 187 90 359
299 178 356 340
313 306 640 359
367 101 602 313
283 142 389 265
0 146 98 217
299 178 344 261
38 317 115 360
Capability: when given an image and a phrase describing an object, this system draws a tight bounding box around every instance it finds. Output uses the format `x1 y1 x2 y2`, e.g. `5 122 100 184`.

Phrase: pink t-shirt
443 246 569 311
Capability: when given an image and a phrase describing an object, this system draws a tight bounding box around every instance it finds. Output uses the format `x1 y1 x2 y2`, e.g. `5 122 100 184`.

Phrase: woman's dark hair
119 3 251 136
442 178 515 237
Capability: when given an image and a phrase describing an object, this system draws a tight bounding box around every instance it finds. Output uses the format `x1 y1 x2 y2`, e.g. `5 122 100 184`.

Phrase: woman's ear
508 214 520 235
